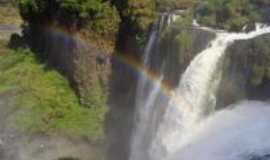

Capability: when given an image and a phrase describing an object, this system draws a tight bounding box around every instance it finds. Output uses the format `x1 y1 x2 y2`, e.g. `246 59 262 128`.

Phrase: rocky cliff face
25 26 110 108
159 26 216 87
217 34 270 108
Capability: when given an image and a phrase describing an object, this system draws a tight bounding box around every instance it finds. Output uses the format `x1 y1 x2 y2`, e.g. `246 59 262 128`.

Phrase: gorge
1 1 270 160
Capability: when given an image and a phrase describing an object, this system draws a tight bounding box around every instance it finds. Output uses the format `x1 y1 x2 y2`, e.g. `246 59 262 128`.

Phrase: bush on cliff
0 48 107 139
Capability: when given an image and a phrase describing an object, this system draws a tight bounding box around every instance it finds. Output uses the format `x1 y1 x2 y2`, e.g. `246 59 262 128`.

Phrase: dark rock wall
105 55 138 160
157 27 216 87
105 31 143 160
217 34 270 109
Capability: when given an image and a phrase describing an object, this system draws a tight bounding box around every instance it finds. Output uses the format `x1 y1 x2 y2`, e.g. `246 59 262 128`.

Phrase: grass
0 4 22 25
0 48 108 140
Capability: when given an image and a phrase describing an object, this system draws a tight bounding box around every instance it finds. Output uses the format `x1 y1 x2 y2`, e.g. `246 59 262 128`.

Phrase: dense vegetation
0 48 107 140
17 0 120 38
157 0 270 32
196 0 266 31
16 0 270 39
156 0 270 31
112 0 156 33
17 0 158 46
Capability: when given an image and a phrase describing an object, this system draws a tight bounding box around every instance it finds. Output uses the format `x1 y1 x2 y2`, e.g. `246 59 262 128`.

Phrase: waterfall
130 12 270 160
150 24 270 160
129 12 175 160
129 11 184 160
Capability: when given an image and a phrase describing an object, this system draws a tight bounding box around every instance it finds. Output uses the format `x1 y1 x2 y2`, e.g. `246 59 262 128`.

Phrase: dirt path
0 24 21 40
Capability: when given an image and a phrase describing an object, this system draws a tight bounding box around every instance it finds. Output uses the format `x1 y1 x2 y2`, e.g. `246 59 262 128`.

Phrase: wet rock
157 26 215 87
217 34 270 109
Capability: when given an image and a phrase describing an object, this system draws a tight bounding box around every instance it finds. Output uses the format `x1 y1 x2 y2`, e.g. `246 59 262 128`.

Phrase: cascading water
130 11 270 160
130 10 187 160
129 11 179 160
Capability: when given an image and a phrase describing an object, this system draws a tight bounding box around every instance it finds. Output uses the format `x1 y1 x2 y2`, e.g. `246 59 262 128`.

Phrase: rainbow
46 26 175 100
114 53 175 98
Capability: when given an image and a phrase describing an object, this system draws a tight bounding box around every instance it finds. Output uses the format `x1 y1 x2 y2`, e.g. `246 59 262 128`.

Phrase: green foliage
17 0 157 48
174 9 194 27
126 0 156 32
112 0 156 33
17 0 103 22
156 0 198 11
17 0 120 37
0 49 108 140
87 3 120 36
78 81 107 109
196 0 262 31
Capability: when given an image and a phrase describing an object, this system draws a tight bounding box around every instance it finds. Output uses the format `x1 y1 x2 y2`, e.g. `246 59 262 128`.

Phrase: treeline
17 0 159 42
16 0 270 44
18 0 120 36
196 0 270 31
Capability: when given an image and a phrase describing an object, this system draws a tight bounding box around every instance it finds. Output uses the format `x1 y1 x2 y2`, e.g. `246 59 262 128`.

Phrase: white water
130 15 270 160
169 101 270 160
